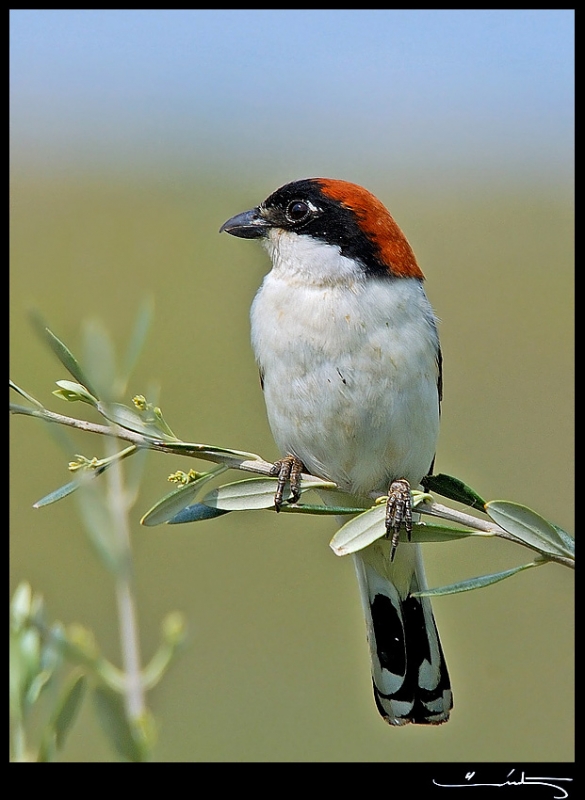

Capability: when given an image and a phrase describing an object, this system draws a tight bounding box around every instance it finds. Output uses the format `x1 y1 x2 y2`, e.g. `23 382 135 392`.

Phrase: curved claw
270 454 305 511
385 479 413 561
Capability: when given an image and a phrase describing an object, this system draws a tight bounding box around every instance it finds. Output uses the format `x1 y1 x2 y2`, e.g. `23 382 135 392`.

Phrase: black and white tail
353 539 452 725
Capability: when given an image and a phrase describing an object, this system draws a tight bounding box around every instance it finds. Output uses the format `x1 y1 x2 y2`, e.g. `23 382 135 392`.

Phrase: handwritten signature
433 769 572 799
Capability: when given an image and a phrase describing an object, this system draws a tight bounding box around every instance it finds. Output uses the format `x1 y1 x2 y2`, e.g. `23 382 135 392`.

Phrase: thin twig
11 402 574 569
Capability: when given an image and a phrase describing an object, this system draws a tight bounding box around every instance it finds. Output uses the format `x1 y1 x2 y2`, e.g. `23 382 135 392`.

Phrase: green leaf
421 473 486 510
140 484 201 527
98 402 176 440
26 669 53 705
329 508 490 556
200 476 336 511
9 380 44 410
201 478 282 510
276 502 367 515
141 613 186 690
30 313 100 399
141 466 228 526
486 500 574 559
34 447 138 509
552 524 575 552
412 559 547 598
155 441 263 465
409 521 494 542
92 685 145 762
53 379 99 405
329 506 387 555
50 673 87 750
34 475 96 508
149 405 177 439
168 503 231 524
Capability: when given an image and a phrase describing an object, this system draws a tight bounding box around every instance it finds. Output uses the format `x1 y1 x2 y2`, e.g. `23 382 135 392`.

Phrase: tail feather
353 540 452 725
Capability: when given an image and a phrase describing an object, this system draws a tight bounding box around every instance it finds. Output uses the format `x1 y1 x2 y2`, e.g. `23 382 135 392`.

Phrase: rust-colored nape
317 179 425 280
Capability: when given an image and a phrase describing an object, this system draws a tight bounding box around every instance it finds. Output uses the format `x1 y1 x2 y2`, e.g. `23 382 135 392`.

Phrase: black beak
219 208 271 239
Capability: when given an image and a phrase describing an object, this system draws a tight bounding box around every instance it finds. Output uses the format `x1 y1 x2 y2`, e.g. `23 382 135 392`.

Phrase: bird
220 178 452 725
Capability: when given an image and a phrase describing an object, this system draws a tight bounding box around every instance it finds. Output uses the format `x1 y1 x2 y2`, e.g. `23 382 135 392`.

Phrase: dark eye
286 200 311 224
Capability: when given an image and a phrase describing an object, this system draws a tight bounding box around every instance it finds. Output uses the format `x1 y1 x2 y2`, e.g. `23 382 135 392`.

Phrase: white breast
250 230 440 498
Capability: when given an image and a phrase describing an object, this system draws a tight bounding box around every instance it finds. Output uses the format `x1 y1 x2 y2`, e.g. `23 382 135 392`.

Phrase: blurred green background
10 10 573 761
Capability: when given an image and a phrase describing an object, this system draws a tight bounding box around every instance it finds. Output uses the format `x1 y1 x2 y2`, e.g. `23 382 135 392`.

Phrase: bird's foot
385 479 413 561
270 454 305 511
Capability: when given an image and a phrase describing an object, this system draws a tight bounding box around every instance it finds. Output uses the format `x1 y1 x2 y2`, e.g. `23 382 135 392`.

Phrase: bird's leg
270 454 305 511
385 479 413 561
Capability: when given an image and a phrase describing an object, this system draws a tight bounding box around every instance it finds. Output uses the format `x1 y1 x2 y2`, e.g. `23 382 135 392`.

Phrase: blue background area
11 9 573 182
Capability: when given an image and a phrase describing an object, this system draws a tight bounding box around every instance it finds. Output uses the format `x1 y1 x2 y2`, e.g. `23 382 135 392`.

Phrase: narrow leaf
413 559 546 598
329 506 387 556
486 500 574 559
26 669 53 705
9 380 44 410
156 441 262 463
141 483 202 524
422 473 486 510
201 476 335 511
201 478 281 510
168 503 230 524
54 380 98 405
409 521 494 542
30 314 99 399
329 509 490 556
33 480 81 508
552 524 575 552
141 466 228 526
277 502 367 515
99 402 176 441
51 673 87 749
33 448 136 509
141 614 186 689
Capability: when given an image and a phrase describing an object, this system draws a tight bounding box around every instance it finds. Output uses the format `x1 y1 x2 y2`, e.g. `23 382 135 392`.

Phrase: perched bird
220 178 452 725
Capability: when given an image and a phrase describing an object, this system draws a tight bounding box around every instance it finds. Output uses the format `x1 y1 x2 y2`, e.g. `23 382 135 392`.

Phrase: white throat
263 229 365 287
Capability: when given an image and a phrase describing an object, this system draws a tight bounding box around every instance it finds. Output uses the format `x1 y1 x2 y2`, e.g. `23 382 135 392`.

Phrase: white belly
251 272 440 498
